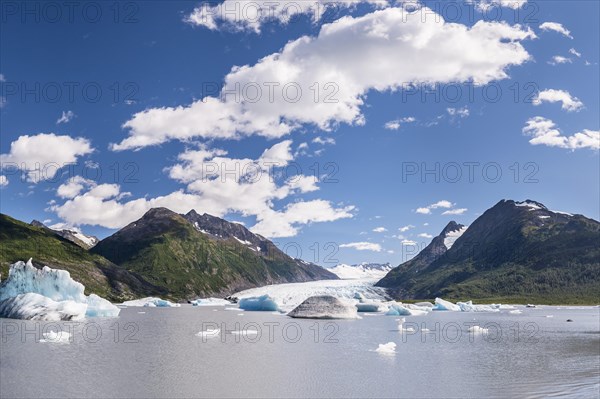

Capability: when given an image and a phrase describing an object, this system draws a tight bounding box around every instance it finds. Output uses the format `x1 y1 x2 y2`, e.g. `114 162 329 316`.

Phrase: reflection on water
1 306 598 398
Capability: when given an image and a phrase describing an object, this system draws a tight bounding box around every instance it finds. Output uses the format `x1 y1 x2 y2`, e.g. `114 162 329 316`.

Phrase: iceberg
0 260 119 320
288 296 358 319
433 298 461 311
122 297 181 307
457 301 500 313
386 303 428 316
354 292 384 312
190 298 231 306
238 295 280 311
0 293 87 321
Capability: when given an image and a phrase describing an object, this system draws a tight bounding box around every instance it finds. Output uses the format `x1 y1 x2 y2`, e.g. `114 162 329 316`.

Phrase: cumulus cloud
469 0 528 12
532 89 583 112
522 117 599 150
312 136 336 145
185 0 388 33
569 48 581 58
418 233 433 238
540 22 573 39
384 116 416 130
51 141 354 236
0 133 93 182
56 111 76 124
401 239 417 246
373 227 387 233
113 6 534 151
442 208 468 215
339 241 382 252
549 55 572 65
0 175 8 187
417 200 454 214
398 225 414 232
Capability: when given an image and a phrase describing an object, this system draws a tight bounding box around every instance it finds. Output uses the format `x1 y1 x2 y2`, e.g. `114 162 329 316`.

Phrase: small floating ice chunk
39 330 72 344
238 295 280 312
196 329 221 338
231 329 259 336
375 342 396 355
468 325 488 334
509 309 523 314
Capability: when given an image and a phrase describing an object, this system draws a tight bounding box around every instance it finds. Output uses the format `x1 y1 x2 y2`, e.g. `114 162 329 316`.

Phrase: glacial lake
1 305 599 398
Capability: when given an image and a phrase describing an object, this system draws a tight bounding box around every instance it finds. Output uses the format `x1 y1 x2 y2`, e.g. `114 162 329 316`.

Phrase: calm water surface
1 306 598 398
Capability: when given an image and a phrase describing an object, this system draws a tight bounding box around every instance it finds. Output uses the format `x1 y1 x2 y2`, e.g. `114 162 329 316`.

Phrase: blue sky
1 0 598 266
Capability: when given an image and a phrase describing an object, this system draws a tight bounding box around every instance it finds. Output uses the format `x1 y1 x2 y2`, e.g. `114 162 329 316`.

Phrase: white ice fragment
468 325 488 334
196 329 221 338
375 342 396 355
190 298 231 306
39 330 72 344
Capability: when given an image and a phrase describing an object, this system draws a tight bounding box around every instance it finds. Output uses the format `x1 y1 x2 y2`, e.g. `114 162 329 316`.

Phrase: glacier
238 295 280 311
234 278 388 312
122 297 181 307
0 260 120 320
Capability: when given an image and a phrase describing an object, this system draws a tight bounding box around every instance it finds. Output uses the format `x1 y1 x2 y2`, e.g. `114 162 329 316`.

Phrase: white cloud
0 73 5 82
339 242 382 252
540 22 573 39
398 224 414 232
549 55 572 65
418 233 433 238
113 7 535 151
373 227 387 233
522 117 599 150
442 208 468 215
401 239 417 246
533 89 583 112
569 48 581 58
185 0 388 33
416 207 431 215
417 200 463 215
0 133 94 182
56 176 95 199
56 111 76 124
312 136 336 145
469 0 528 12
0 175 8 187
447 106 470 118
51 141 354 236
384 117 416 130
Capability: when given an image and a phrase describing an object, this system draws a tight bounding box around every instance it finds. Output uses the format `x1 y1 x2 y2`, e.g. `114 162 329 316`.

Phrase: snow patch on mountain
443 226 468 249
328 263 392 280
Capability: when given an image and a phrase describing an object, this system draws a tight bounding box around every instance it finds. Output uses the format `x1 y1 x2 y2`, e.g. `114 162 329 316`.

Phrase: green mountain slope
0 213 164 301
92 208 337 299
376 200 600 304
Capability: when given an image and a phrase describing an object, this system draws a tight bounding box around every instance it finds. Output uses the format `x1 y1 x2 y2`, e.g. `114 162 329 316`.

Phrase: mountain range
376 200 600 304
1 208 336 301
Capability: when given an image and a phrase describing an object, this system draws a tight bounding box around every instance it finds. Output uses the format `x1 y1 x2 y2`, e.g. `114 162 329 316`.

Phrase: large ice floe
288 295 359 319
121 297 181 307
433 298 514 312
0 259 120 320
